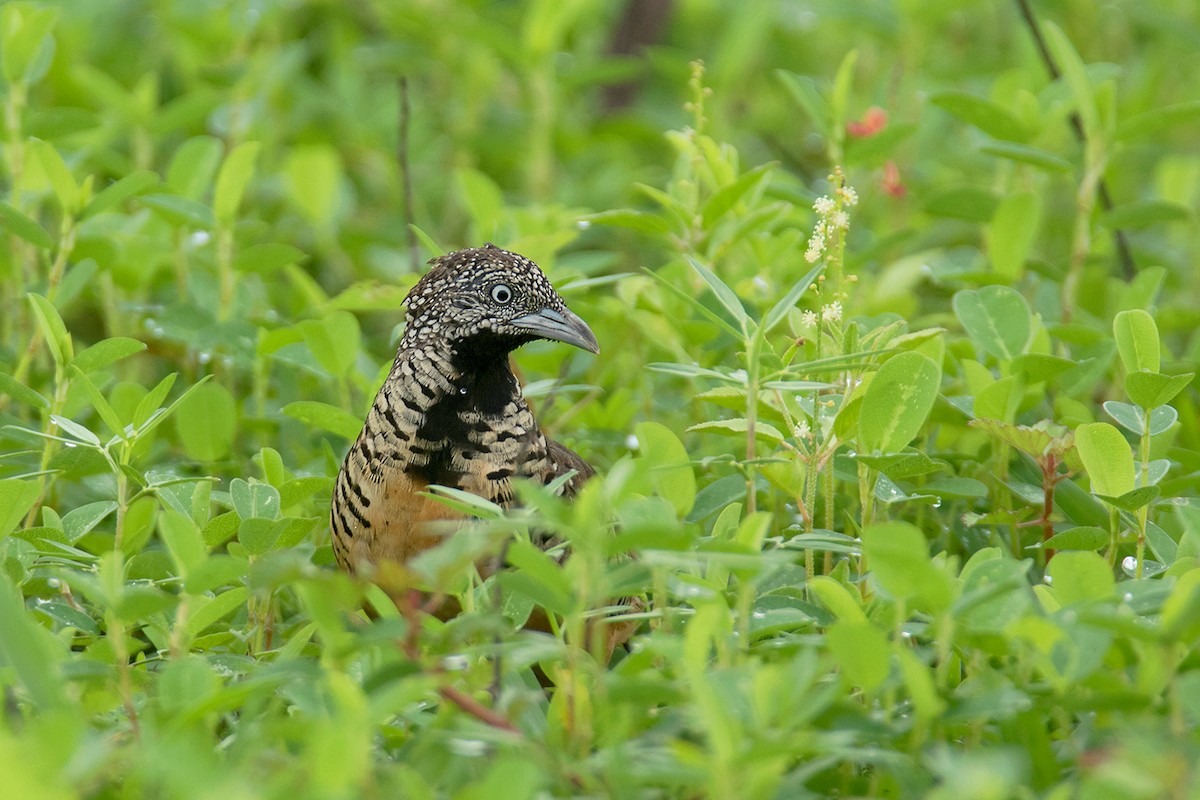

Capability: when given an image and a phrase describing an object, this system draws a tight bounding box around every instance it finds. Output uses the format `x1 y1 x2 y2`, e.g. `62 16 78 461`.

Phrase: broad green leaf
284 144 342 225
230 478 281 521
861 521 953 611
0 478 40 534
27 292 72 366
1125 371 1193 410
1075 422 1134 498
987 191 1041 279
953 286 1031 361
213 141 260 226
686 255 749 329
930 90 1029 142
83 170 158 218
159 510 207 576
1046 551 1113 605
185 587 248 636
807 576 866 623
687 417 785 445
167 135 223 200
1042 526 1108 552
1113 309 1159 374
72 336 146 373
1103 401 1177 436
858 351 940 453
299 311 360 378
635 421 695 516
174 381 236 462
1160 570 1200 644
853 450 942 480
0 200 54 249
30 138 79 213
826 620 890 692
282 401 362 439
1011 354 1077 383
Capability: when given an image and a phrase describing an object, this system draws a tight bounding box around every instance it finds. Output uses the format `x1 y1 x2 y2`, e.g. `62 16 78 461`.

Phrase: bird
329 244 613 633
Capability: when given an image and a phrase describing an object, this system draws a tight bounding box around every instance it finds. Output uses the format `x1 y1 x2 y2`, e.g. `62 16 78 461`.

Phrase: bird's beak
510 307 600 354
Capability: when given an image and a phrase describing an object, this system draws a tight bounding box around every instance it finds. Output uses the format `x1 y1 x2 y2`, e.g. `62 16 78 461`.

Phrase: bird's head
403 244 599 362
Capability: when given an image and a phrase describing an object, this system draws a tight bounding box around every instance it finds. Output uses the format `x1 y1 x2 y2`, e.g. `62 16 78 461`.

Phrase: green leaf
0 370 49 409
30 138 80 213
583 209 672 235
776 70 830 135
701 163 773 228
1113 309 1160 374
174 381 236 462
1046 551 1113 605
0 478 41 534
72 336 146 373
27 292 72 366
930 90 1030 141
762 262 824 335
166 135 223 200
853 450 943 480
1 4 59 85
987 191 1041 279
635 421 695 517
61 501 116 543
1042 526 1108 552
282 401 362 440
826 620 890 692
953 286 1031 361
0 574 65 711
1118 100 1200 140
160 510 207 576
1099 200 1191 229
185 587 248 636
69 367 126 438
1125 371 1193 410
861 521 953 612
0 201 53 249
1043 22 1099 141
299 311 360 378
687 418 785 445
686 255 749 330
230 478 281 521
284 144 342 225
1103 401 1177 436
858 351 941 453
234 243 308 274
213 141 260 226
1093 485 1159 512
979 140 1072 172
1075 422 1134 498
83 170 158 218
923 186 999 222
139 193 215 229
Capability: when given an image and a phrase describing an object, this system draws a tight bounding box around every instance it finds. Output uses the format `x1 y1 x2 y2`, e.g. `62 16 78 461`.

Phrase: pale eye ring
491 284 512 304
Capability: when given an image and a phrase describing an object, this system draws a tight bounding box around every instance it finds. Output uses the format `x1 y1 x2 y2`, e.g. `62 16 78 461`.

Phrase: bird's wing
544 437 595 497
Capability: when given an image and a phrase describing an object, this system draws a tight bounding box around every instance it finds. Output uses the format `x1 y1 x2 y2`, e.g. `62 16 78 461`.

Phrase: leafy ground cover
1 1 1199 797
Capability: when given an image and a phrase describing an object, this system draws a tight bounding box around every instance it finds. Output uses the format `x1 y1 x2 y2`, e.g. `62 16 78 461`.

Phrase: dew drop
1121 556 1138 572
751 611 767 620
449 738 489 757
1123 592 1134 602
576 219 591 230
625 434 639 449
197 351 213 365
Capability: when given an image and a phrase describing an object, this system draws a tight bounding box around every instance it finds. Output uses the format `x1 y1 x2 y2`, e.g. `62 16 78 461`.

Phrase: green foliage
1 1 1199 798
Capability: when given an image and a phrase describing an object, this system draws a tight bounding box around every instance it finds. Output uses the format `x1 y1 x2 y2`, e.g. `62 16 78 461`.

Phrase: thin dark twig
1014 0 1136 279
398 77 419 272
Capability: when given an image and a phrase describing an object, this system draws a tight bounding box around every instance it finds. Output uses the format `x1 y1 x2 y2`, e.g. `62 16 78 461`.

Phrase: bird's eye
491 284 513 304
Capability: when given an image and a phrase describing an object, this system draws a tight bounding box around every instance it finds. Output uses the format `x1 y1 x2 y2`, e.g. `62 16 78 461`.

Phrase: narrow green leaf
979 140 1072 172
1043 22 1099 140
1094 485 1159 512
166 135 223 200
762 262 824 335
987 191 1041 279
30 138 79 213
1099 200 1191 229
582 209 671 235
69 366 126 437
213 141 260 226
1075 422 1134 498
0 575 66 711
930 90 1029 141
0 201 54 249
1042 526 1108 552
0 370 49 409
72 336 146 373
139 193 214 229
83 170 158 218
185 587 248 636
858 352 941 453
686 255 749 329
701 163 774 228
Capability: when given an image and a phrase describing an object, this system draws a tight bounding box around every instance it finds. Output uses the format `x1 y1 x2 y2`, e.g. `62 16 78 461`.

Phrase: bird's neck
387 339 525 424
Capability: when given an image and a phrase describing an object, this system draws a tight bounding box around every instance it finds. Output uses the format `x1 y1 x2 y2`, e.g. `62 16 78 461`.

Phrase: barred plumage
330 244 597 575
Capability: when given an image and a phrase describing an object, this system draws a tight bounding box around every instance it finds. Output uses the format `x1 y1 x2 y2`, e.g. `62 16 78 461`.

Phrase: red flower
846 106 887 138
